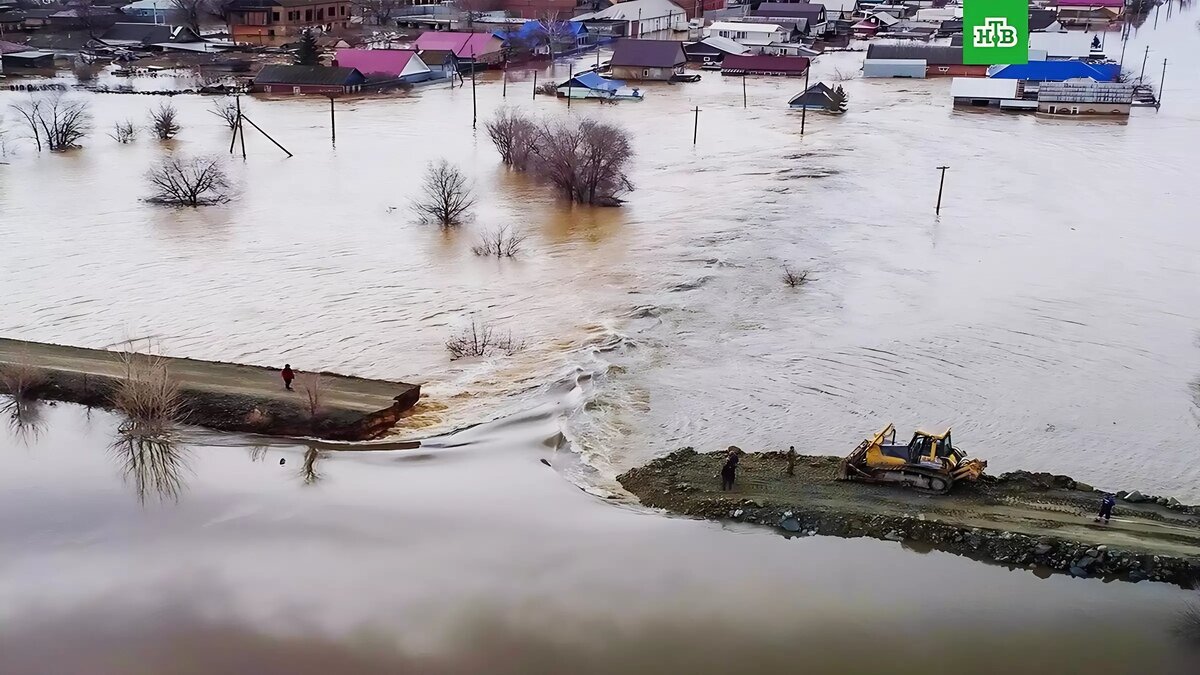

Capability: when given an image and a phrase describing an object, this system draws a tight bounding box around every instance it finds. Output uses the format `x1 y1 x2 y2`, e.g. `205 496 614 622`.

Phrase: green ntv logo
964 0 1028 65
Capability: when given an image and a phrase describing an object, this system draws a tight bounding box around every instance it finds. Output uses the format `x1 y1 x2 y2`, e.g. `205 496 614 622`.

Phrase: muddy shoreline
619 449 1200 587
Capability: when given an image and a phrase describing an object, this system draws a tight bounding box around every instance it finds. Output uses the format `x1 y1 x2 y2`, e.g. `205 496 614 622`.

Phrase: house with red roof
413 31 505 67
334 49 433 83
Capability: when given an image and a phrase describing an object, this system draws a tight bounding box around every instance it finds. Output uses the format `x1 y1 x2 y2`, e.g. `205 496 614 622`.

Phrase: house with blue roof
988 60 1120 83
496 20 590 58
556 71 644 100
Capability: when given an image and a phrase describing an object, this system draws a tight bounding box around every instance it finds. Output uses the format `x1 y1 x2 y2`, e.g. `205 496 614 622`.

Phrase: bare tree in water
471 225 527 258
172 0 207 32
484 107 537 169
531 117 633 205
484 111 634 205
412 159 475 227
149 101 182 140
210 98 240 130
146 155 232 206
8 93 92 152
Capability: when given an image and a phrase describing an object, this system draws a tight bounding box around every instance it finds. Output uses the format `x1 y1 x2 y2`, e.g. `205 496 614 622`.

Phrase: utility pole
935 165 949 215
1157 58 1166 109
470 50 478 129
532 70 538 99
692 106 700 145
502 64 507 97
1139 45 1149 82
742 72 747 108
800 66 810 135
1118 21 1128 71
567 63 573 109
328 96 335 145
236 94 246 159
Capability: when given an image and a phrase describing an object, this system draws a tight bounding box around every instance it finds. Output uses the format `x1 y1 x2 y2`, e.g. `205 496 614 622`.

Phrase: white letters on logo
972 17 1018 48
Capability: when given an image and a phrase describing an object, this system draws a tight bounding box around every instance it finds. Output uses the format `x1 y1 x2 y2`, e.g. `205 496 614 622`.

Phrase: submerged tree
110 119 137 143
411 159 475 227
294 28 321 66
826 85 849 114
149 101 182 140
146 155 232 206
7 93 92 152
484 109 634 205
485 107 537 169
210 97 240 130
471 225 527 258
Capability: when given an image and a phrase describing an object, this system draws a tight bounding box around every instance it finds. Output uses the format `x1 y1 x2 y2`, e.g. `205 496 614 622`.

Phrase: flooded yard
3 3 1200 672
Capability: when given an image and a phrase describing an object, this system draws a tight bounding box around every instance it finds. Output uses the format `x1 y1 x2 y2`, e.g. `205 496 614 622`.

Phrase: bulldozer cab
910 429 965 465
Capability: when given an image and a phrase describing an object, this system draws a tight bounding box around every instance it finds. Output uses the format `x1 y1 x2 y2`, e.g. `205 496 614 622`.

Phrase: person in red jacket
281 364 295 391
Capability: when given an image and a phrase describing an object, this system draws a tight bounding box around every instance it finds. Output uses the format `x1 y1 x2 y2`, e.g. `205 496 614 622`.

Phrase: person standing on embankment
281 364 295 391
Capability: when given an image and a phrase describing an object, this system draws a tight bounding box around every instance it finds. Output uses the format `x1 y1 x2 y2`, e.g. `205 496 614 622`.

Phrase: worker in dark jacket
281 364 295 391
1095 494 1116 524
720 447 740 491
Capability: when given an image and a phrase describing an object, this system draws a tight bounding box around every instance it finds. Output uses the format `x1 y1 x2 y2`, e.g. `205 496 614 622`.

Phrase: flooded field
3 3 1200 672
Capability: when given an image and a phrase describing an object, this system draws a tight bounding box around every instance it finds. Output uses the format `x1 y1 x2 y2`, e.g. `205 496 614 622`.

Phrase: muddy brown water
3 4 1200 672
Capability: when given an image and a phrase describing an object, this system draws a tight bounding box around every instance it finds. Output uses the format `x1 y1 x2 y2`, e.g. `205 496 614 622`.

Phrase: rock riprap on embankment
618 448 1200 586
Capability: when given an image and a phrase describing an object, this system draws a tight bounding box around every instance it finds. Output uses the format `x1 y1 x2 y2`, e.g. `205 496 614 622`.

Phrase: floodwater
3 3 1200 672
1 403 1197 674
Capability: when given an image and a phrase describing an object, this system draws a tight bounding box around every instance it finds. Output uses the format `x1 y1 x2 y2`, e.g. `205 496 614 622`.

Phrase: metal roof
334 48 423 77
696 35 749 55
1028 31 1092 58
720 54 810 74
609 38 686 68
254 65 363 86
988 60 1120 82
950 77 1020 99
866 43 963 65
1037 79 1134 103
709 21 786 33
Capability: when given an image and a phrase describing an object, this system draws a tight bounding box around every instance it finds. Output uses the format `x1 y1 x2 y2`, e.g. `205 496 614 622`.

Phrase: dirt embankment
0 338 421 441
618 449 1200 587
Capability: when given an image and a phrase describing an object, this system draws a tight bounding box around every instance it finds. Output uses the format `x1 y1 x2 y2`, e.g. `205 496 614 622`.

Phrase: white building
705 21 787 47
1029 31 1093 60
574 0 688 39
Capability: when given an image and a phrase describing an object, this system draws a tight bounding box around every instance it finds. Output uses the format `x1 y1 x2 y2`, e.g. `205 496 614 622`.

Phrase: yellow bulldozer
837 424 987 495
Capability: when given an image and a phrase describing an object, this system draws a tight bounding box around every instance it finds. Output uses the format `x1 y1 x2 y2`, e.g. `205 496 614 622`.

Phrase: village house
1028 31 1095 60
748 3 828 37
864 44 984 78
988 59 1120 83
98 23 207 51
851 11 898 37
252 64 365 93
681 35 749 64
573 0 687 39
413 31 505 67
418 49 459 78
227 0 353 47
120 0 176 21
788 81 838 110
1052 0 1122 27
705 21 787 47
1038 79 1134 116
950 77 1030 110
720 53 809 77
1029 8 1063 33
333 48 432 83
607 37 685 81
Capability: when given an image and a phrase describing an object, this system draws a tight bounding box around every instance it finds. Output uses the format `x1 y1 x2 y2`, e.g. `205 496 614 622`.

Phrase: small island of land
618 448 1200 587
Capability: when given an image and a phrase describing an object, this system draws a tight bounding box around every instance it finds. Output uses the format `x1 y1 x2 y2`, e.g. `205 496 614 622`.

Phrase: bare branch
445 318 524 359
8 93 92 152
471 225 527 258
149 101 182 140
110 119 137 143
145 155 232 207
782 266 808 288
411 159 475 227
209 98 239 130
